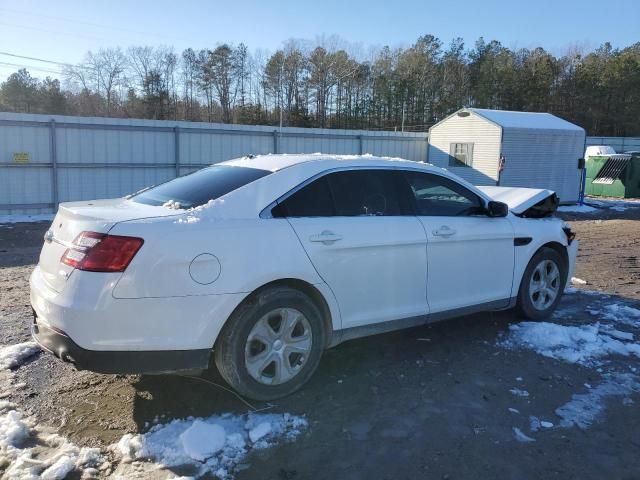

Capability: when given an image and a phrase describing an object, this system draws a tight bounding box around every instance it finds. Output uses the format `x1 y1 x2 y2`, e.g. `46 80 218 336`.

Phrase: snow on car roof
468 108 584 131
221 153 433 172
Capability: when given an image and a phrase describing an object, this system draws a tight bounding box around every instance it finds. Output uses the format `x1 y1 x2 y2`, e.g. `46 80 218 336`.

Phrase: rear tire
516 247 567 320
214 286 326 401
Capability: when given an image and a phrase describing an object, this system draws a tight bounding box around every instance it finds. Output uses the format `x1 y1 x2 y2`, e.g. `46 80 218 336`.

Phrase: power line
0 20 118 44
0 52 100 75
0 51 73 68
0 61 63 75
0 7 193 44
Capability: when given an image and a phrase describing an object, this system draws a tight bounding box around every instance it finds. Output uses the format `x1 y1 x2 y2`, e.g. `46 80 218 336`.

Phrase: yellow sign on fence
13 152 30 164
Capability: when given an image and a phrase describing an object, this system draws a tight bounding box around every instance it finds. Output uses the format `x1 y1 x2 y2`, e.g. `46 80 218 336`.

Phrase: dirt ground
1 199 639 479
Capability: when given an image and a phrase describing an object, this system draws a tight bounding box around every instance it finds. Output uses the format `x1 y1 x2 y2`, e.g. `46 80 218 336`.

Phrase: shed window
449 143 474 167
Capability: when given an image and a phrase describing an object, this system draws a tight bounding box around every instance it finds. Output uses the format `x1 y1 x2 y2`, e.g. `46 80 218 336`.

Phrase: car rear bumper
30 265 246 352
31 315 211 374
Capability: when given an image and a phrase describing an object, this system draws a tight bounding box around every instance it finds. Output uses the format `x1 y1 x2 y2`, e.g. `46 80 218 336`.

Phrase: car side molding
331 297 516 346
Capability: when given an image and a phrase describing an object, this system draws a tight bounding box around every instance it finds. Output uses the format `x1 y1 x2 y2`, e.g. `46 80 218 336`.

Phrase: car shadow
130 306 522 427
130 370 247 428
124 289 640 478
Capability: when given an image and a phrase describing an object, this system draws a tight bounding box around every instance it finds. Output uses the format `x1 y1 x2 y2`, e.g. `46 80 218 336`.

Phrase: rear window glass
273 176 335 217
327 170 407 216
132 165 271 209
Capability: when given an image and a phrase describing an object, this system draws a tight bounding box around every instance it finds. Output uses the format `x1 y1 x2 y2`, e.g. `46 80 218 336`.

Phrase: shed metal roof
467 108 584 132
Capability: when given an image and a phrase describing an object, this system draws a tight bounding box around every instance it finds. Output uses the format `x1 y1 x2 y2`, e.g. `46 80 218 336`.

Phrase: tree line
1 36 639 136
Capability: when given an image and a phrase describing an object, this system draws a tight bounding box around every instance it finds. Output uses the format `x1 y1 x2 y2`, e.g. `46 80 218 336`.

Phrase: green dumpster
585 153 640 198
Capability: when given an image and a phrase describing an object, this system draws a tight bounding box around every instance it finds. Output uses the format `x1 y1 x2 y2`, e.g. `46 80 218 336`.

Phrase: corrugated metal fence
0 113 428 214
585 136 640 153
1 112 638 214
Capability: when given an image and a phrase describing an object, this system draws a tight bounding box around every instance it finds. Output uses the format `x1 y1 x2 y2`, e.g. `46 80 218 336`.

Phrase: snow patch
179 420 226 462
512 427 535 443
113 412 307 478
248 421 271 443
40 455 76 480
509 388 530 398
528 416 553 432
596 304 640 327
555 374 640 429
175 198 225 224
571 277 587 286
500 296 640 433
500 321 640 366
162 199 183 209
0 342 40 370
0 405 107 479
557 204 598 213
587 198 640 212
0 344 110 478
0 408 30 447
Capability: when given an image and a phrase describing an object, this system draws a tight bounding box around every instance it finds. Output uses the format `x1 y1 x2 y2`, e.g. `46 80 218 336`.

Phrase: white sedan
30 154 577 400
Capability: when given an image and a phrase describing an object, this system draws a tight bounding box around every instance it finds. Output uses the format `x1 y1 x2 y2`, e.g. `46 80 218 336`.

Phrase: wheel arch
217 278 336 349
515 241 570 297
540 241 569 273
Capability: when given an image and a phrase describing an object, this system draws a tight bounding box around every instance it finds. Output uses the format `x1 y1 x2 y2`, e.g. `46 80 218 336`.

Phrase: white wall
427 112 502 185
501 129 585 203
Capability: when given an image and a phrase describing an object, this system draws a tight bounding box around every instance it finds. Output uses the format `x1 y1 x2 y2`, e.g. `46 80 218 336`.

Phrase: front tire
516 247 567 320
214 286 326 401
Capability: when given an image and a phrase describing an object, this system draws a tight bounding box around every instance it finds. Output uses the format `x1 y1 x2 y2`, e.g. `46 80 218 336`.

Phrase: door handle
433 226 456 237
309 230 343 245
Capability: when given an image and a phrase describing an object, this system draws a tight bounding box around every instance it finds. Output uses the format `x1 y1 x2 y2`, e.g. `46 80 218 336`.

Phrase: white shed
427 108 586 203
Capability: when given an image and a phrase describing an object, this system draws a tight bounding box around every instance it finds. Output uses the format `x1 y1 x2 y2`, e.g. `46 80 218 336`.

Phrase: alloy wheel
244 308 313 385
529 259 560 311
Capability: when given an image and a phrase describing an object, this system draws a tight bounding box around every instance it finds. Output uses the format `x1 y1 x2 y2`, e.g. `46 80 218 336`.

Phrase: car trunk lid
39 198 178 292
477 186 559 217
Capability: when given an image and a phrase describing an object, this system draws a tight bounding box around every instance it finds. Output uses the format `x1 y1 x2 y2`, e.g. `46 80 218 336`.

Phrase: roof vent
457 111 471 117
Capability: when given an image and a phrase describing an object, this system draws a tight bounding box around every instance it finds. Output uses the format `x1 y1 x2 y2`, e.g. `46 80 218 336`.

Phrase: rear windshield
132 165 271 209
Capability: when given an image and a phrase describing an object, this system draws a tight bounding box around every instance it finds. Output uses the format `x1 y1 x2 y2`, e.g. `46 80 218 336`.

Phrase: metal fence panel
56 126 174 165
1 111 635 214
56 167 176 203
586 136 640 152
0 112 430 214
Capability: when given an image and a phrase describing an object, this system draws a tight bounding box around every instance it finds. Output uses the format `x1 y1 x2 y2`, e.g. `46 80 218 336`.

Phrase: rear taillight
61 231 144 272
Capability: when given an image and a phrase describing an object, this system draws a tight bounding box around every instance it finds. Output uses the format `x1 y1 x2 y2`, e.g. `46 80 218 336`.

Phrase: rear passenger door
273 169 428 329
401 170 515 314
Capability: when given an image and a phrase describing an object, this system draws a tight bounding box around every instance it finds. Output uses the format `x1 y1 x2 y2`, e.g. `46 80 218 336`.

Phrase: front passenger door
402 170 515 314
274 169 428 329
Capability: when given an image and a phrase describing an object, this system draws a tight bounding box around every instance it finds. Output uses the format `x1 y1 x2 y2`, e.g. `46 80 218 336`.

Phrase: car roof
221 153 441 174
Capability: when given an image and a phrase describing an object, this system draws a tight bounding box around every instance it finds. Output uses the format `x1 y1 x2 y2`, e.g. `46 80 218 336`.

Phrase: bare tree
200 45 238 123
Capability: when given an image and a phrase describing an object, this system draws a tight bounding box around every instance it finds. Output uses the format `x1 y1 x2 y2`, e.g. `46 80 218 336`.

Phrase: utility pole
279 61 284 132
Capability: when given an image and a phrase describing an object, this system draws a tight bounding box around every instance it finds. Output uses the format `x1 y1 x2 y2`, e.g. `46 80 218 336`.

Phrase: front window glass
272 176 335 217
404 171 484 216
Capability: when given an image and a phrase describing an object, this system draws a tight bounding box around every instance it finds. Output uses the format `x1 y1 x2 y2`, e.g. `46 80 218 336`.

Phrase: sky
0 0 639 80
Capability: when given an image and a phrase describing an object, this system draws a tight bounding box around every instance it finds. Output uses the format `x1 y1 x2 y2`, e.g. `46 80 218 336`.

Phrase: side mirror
487 201 508 217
